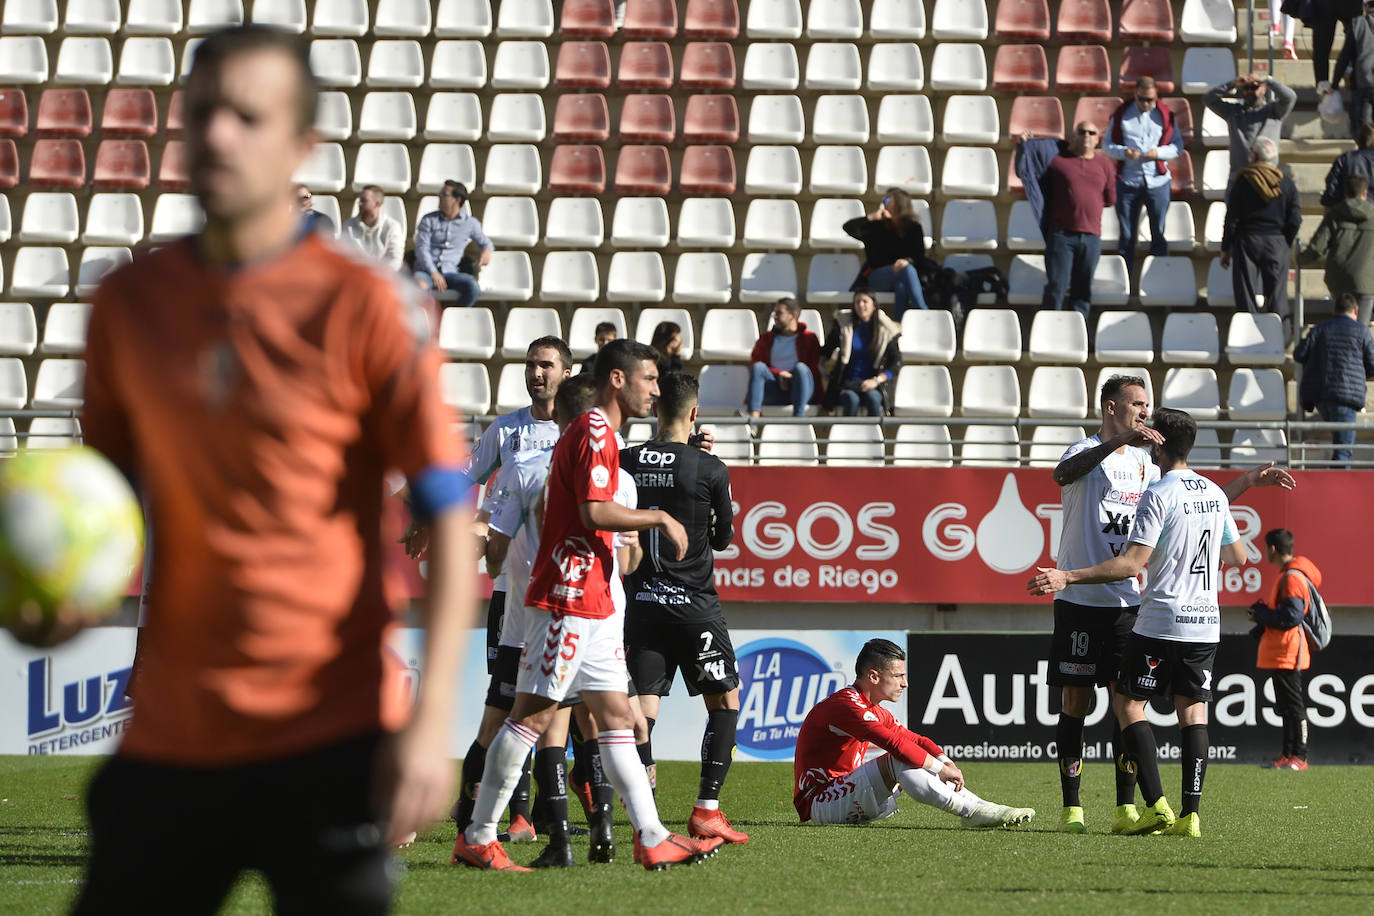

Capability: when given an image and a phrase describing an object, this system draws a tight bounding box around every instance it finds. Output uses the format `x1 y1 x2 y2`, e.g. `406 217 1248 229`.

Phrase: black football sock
1293 716 1309 761
588 739 615 810
1055 714 1085 807
1121 722 1163 805
569 717 591 788
533 747 570 846
1111 718 1138 806
637 716 657 793
510 750 532 822
1180 724 1208 816
698 708 739 805
453 740 486 830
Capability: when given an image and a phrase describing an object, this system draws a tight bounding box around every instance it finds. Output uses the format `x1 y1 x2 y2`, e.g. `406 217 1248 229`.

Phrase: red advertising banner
708 467 1356 606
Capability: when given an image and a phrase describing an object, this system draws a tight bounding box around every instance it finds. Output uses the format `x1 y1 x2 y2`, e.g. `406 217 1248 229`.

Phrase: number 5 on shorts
560 632 581 661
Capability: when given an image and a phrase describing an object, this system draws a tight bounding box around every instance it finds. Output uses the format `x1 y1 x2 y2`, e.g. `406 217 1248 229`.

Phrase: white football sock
695 798 719 810
464 718 538 846
598 729 670 847
896 766 987 818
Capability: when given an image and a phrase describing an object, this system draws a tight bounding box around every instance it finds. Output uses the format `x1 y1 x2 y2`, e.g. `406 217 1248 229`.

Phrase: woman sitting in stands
844 187 930 318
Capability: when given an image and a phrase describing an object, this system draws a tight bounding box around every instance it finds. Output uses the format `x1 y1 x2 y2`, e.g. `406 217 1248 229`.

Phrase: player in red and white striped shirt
794 639 1035 829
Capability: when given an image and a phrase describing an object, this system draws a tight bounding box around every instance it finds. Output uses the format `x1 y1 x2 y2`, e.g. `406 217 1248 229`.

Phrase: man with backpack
1248 528 1325 771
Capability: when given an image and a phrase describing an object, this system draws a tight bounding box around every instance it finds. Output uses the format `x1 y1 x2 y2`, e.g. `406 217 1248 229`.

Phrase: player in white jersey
1030 408 1293 838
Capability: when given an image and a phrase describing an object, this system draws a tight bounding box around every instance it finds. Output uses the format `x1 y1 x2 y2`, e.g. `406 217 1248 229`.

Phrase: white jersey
465 405 559 592
610 469 638 619
1055 435 1160 607
1128 469 1239 644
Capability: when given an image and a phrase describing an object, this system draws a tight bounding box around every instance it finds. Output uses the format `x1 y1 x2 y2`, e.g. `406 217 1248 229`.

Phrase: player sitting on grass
793 639 1035 829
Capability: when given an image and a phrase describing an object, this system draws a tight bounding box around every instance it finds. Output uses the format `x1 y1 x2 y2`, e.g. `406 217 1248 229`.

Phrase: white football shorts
808 758 901 826
517 607 628 702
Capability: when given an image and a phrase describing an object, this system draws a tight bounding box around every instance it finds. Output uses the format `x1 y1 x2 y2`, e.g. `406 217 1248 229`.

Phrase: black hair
593 338 658 388
855 638 905 678
554 373 598 423
656 372 699 423
1152 407 1197 464
1100 374 1149 407
1265 528 1295 556
526 335 572 369
190 25 318 133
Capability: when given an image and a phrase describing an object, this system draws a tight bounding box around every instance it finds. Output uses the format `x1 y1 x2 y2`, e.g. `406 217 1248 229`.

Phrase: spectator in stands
650 321 684 378
1322 123 1374 208
1016 122 1117 324
1334 0 1374 136
1221 138 1302 322
580 321 617 376
746 297 822 418
1272 0 1299 60
1295 292 1374 467
294 183 334 235
1311 0 1363 87
820 290 902 418
843 188 931 318
1203 73 1298 177
342 185 404 270
1103 77 1181 273
413 180 491 308
1302 174 1374 325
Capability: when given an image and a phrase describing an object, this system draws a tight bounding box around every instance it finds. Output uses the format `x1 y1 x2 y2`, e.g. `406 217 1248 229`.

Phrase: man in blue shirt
413 180 493 308
1103 77 1181 273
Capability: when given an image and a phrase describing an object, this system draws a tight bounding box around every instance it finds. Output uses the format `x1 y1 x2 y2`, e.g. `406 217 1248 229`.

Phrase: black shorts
484 644 521 711
1047 600 1138 688
73 733 392 916
626 603 739 698
485 590 505 673
1117 633 1218 702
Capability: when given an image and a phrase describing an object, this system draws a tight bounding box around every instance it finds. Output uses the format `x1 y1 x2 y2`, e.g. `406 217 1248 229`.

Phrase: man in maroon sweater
1040 121 1118 324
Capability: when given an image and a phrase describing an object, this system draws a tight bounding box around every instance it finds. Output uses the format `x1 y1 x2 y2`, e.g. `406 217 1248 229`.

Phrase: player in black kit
621 372 748 845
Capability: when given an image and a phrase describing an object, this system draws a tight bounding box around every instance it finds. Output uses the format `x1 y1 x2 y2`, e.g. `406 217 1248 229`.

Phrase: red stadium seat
101 88 158 137
995 0 1051 40
1073 97 1124 133
619 94 676 143
623 0 679 38
679 144 735 194
92 139 150 190
158 140 189 189
552 93 610 142
1057 0 1112 41
1120 47 1175 93
993 45 1049 91
617 42 674 89
679 42 735 89
1055 45 1111 92
1119 0 1175 41
1008 96 1065 139
615 145 672 195
682 94 739 143
28 139 85 188
0 140 18 188
1170 150 1195 198
560 0 617 37
0 89 29 138
1160 97 1195 146
548 144 607 194
165 90 185 135
35 89 92 138
684 0 739 37
555 41 612 89
1007 151 1025 197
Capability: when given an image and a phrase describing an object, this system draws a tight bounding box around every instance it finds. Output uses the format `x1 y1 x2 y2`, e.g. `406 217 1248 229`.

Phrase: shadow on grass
0 852 87 868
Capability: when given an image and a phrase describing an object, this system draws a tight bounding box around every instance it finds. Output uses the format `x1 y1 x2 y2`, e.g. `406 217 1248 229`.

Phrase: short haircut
775 296 800 315
359 184 384 198
1251 136 1279 166
855 638 905 677
443 179 467 199
1338 291 1360 314
594 321 617 336
1265 528 1295 556
1100 374 1148 406
593 338 658 388
1359 122 1374 149
526 335 572 369
1135 75 1157 92
656 372 699 422
1152 407 1197 463
555 373 598 422
1346 174 1369 199
190 25 318 133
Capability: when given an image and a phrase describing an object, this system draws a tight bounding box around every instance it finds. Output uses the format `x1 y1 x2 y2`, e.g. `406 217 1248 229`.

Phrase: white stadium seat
758 424 820 465
612 198 671 248
804 43 863 91
870 0 926 38
1028 425 1086 468
481 196 539 248
479 251 535 301
941 94 1000 144
930 0 988 39
438 307 496 359
748 0 804 38
10 247 69 298
54 37 113 85
490 42 550 90
748 95 806 144
495 0 554 37
76 246 131 296
876 94 935 143
607 253 668 303
426 93 482 141
673 253 734 304
314 91 354 140
939 199 998 250
928 43 987 91
1225 313 1286 366
742 43 801 91
739 253 799 302
357 92 417 140
439 362 490 414
0 303 38 356
812 95 870 144
487 93 546 142
697 364 749 414
699 309 760 361
1138 256 1198 307
893 423 953 466
481 144 542 195
808 0 865 38
1160 367 1221 419
940 146 999 197
809 199 865 249
809 146 868 195
805 254 863 304
962 308 1022 361
1094 312 1155 363
745 146 804 195
501 307 561 357
872 146 932 195
961 424 1019 466
1027 311 1088 363
1227 368 1287 420
892 365 954 417
1027 366 1088 419
436 0 493 37
568 307 628 358
31 358 85 409
635 307 695 359
20 193 79 244
899 310 957 362
826 424 885 465
961 365 1021 418
430 41 487 88
744 200 803 250
867 43 924 91
539 251 600 302
677 198 736 248
1161 312 1220 364
545 198 604 248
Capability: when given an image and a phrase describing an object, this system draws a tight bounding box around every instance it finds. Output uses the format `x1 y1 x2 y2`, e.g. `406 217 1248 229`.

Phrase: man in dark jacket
1296 292 1374 466
1222 138 1303 320
1333 0 1374 136
1320 123 1374 208
746 297 822 417
1303 174 1374 324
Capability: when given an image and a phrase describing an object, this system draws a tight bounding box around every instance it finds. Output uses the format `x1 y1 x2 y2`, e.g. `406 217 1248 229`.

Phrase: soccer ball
0 447 144 623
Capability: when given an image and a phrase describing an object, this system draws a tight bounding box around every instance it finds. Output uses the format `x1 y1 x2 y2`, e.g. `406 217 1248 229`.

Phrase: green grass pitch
2 755 1372 914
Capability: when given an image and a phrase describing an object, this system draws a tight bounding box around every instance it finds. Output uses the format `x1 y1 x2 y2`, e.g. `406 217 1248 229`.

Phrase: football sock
588 740 615 810
1055 714 1085 807
1121 721 1164 805
569 717 591 788
454 739 487 831
1294 717 1309 760
510 751 532 821
598 729 669 847
465 718 538 846
1180 724 1208 816
533 747 570 845
697 708 738 808
637 716 657 792
897 766 980 817
1112 718 1138 806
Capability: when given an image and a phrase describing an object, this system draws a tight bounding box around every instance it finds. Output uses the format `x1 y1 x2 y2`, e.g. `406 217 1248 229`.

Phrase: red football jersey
792 685 945 820
525 408 619 619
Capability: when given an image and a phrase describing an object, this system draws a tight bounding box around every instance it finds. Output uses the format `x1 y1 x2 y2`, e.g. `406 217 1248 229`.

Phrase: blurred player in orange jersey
50 25 478 914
